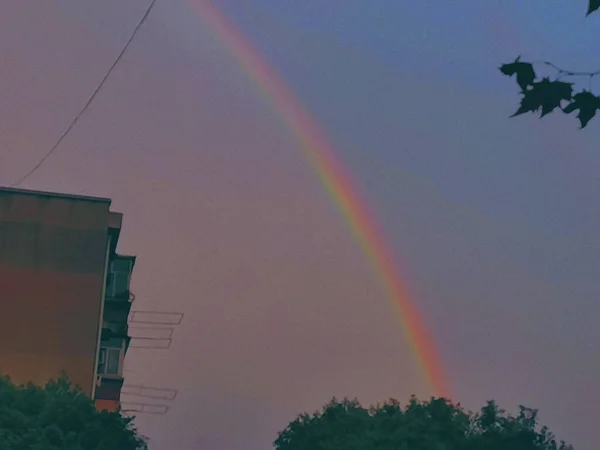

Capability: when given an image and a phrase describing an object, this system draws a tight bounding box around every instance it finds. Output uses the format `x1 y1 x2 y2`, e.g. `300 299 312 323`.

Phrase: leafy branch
499 0 600 128
588 0 600 15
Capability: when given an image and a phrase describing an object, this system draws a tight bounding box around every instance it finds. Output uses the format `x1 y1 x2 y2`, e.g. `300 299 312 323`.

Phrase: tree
274 396 573 450
0 374 147 450
500 1 600 128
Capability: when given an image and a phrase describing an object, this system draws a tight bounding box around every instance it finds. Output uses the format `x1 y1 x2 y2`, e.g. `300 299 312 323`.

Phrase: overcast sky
1 1 600 449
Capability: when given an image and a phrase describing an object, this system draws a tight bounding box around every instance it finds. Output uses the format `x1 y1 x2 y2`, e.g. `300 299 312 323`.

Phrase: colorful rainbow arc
188 1 450 399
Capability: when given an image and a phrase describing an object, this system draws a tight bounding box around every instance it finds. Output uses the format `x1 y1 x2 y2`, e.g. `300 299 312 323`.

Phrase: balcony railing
105 290 135 302
94 376 125 402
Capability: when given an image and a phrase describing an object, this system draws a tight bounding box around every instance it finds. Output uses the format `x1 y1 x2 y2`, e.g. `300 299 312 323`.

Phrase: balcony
103 296 133 325
101 323 128 341
105 279 133 302
105 255 135 301
95 376 125 402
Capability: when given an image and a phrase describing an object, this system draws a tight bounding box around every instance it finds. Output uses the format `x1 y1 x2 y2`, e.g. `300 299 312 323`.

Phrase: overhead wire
10 0 157 187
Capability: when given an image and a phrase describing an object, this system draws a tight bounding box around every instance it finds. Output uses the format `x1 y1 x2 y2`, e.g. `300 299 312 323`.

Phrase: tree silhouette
0 374 147 450
500 1 600 128
274 396 573 450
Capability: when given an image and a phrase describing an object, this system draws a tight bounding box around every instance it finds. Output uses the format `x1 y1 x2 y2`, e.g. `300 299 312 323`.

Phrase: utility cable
10 0 157 187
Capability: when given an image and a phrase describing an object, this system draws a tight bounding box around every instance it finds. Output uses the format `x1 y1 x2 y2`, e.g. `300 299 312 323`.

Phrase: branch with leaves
499 0 600 128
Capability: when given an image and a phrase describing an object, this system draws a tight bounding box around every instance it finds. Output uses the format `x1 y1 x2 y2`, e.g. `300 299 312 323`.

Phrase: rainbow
188 1 450 399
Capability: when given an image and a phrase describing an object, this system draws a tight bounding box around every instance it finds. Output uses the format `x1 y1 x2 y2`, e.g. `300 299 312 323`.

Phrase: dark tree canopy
500 1 600 128
0 375 147 450
274 396 573 450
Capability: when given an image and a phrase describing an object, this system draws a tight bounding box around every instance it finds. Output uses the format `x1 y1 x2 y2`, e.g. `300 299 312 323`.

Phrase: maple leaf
562 90 600 128
588 0 600 15
511 78 573 118
512 91 542 117
499 56 536 90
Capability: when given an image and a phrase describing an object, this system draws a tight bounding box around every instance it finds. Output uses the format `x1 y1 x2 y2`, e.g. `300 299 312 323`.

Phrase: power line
10 0 157 187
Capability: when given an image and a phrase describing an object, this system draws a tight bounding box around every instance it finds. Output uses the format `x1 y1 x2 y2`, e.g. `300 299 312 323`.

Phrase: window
106 258 133 298
112 259 133 273
109 273 129 297
98 347 121 375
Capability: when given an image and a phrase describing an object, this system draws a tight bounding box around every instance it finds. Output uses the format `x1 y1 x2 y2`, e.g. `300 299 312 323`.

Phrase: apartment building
0 187 134 412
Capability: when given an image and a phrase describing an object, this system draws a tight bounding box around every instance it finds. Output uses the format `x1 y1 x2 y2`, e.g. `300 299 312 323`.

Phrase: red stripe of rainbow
187 1 451 399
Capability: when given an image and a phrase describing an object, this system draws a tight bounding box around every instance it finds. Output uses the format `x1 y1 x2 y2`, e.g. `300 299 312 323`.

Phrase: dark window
111 259 132 273
113 273 129 296
98 347 121 375
106 259 132 298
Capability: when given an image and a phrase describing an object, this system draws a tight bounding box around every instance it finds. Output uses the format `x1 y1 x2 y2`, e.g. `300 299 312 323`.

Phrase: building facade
0 187 134 412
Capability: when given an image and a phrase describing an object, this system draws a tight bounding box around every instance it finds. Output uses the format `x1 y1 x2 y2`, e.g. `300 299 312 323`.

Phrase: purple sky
2 1 600 449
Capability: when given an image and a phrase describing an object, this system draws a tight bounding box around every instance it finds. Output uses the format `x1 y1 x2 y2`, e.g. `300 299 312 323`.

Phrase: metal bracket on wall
120 402 169 415
128 311 183 325
128 326 174 349
128 337 172 349
127 311 183 349
121 384 178 401
120 385 177 416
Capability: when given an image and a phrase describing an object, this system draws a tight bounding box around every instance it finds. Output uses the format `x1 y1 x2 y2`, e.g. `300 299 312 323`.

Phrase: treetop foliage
588 0 600 15
500 1 600 128
274 396 573 450
0 374 147 450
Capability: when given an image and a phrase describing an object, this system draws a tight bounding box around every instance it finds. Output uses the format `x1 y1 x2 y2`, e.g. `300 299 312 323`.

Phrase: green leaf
587 0 600 15
562 90 600 128
499 57 536 90
511 78 573 118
